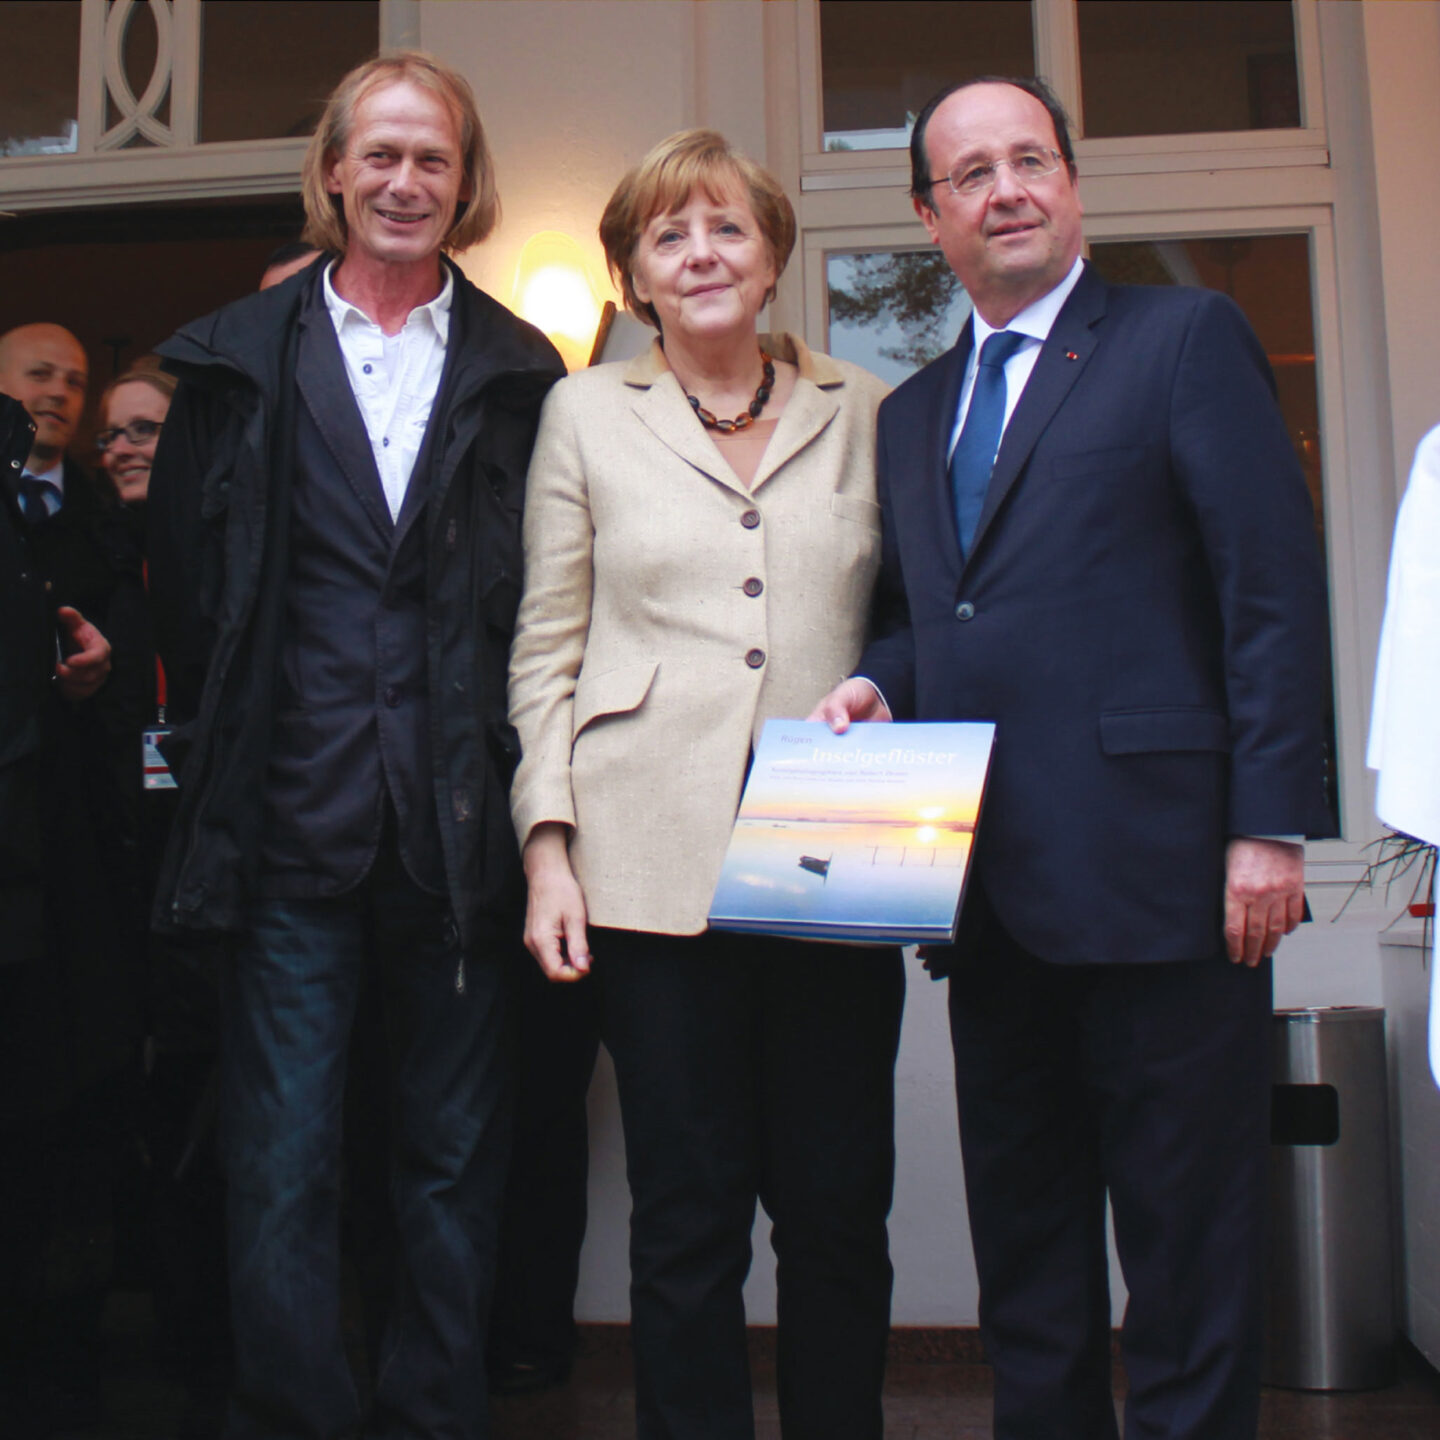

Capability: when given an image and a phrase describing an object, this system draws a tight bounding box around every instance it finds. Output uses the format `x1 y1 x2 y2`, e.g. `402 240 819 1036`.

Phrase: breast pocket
830 493 882 530
1050 444 1151 484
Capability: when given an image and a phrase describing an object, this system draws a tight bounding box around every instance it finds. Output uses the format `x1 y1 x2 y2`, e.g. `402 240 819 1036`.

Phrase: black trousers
488 951 603 1373
594 927 905 1440
947 898 1272 1440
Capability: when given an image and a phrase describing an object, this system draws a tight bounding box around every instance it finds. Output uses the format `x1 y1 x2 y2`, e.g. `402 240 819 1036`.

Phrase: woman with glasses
507 129 905 1440
96 364 175 506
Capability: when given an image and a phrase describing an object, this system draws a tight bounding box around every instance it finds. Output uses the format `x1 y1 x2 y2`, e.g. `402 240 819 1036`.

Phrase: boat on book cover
708 720 995 944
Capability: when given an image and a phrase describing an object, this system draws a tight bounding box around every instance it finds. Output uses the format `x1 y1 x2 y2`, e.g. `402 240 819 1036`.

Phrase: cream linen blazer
508 333 888 935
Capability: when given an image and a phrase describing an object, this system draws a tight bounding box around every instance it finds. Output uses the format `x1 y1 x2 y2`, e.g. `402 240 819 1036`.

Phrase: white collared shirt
322 261 453 521
947 255 1086 463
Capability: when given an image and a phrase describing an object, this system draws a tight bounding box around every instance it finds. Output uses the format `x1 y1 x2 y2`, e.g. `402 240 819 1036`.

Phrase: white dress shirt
946 255 1085 463
322 262 452 521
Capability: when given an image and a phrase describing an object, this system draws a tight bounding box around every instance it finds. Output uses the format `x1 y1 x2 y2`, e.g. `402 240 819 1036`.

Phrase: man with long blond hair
146 52 564 1438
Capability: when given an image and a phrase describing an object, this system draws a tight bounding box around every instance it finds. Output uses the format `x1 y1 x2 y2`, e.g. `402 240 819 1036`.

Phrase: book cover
708 719 996 945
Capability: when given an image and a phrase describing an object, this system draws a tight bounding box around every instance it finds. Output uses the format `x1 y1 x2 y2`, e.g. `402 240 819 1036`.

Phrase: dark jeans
948 901 1272 1440
221 843 510 1440
595 928 905 1440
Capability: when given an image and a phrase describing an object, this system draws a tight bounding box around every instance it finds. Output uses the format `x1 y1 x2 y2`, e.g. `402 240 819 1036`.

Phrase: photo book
708 719 996 945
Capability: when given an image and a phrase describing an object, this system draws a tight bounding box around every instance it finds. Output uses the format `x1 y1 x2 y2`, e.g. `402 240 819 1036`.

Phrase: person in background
811 75 1331 1439
258 239 324 291
93 360 170 757
1369 423 1440 1089
96 357 232 1422
97 362 176 506
0 325 143 1433
0 323 89 499
2 391 113 1437
146 50 563 1439
508 129 904 1440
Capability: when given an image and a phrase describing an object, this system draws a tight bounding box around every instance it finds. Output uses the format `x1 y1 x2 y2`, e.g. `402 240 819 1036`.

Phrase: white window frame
797 0 1327 182
0 0 412 213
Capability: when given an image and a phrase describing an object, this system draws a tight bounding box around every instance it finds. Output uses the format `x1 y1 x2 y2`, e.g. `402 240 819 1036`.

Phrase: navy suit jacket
858 263 1332 968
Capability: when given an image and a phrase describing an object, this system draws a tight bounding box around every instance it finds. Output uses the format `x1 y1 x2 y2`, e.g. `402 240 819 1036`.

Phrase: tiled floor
491 1328 1440 1440
68 1301 1440 1438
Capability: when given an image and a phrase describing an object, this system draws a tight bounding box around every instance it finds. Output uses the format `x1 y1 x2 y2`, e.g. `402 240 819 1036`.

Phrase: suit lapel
967 267 1107 562
628 360 747 498
749 377 840 494
900 329 972 586
296 306 393 538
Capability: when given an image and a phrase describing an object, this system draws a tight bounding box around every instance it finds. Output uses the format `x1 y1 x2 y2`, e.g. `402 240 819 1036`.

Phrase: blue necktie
17 474 59 523
950 330 1025 559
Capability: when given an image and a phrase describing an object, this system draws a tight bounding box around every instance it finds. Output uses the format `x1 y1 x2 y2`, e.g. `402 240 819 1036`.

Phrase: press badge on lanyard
143 723 176 790
143 642 176 789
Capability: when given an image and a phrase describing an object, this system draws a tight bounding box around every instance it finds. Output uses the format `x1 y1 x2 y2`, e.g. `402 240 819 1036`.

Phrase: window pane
821 1 1033 153
826 250 971 386
1 2 80 156
1077 1 1300 138
199 1 377 143
1089 233 1335 812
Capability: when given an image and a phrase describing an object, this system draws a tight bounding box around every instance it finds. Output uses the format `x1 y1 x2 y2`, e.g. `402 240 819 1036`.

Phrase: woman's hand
523 823 592 982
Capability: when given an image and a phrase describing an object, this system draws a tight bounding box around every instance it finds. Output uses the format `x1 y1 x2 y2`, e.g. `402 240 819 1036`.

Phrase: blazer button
954 601 975 621
745 648 766 669
740 509 761 529
743 577 764 597
384 685 402 707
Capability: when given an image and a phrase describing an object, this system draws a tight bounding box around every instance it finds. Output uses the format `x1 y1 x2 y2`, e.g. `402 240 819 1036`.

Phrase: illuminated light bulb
512 231 606 371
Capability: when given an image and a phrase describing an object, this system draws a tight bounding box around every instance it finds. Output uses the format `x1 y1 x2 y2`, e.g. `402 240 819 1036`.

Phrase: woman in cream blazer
507 131 904 1440
509 331 888 934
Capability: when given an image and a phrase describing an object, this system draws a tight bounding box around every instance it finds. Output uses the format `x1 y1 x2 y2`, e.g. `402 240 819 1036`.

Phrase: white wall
1359 0 1440 503
411 0 1433 1327
420 1 769 327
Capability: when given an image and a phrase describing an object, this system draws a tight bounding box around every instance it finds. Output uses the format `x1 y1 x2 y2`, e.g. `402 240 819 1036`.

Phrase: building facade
4 0 1437 1348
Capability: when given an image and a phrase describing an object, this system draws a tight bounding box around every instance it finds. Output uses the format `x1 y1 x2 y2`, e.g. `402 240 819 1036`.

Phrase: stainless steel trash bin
1263 1005 1395 1390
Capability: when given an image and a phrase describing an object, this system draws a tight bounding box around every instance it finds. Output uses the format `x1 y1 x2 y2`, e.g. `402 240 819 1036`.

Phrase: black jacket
2 407 146 1107
1 395 50 963
147 260 564 945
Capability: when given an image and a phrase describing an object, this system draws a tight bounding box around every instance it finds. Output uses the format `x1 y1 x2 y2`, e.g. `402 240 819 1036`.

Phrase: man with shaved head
1 327 145 1433
0 322 138 650
0 322 89 485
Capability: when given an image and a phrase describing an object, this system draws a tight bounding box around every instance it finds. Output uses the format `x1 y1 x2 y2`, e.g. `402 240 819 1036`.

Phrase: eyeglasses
96 419 164 450
926 149 1065 198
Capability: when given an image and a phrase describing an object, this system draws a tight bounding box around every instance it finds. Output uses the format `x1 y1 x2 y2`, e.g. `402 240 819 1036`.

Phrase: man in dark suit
2 368 135 1434
813 77 1330 1438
